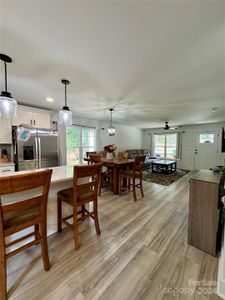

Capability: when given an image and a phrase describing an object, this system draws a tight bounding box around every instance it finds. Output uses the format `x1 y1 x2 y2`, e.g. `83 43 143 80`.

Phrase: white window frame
153 132 178 159
66 126 96 164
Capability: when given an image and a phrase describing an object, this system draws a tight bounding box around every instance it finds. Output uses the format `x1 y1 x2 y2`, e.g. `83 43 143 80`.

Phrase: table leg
112 166 119 194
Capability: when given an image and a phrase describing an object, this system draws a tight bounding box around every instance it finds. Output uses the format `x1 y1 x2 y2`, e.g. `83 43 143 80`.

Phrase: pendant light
0 53 17 117
107 108 116 136
59 79 72 126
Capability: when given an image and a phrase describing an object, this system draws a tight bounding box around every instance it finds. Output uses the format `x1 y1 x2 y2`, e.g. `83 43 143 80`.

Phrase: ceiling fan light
0 95 17 117
107 126 116 136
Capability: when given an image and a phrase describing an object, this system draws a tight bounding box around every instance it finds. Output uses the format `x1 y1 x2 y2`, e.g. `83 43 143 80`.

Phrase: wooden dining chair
86 151 97 162
57 163 102 250
119 156 145 201
89 154 113 195
117 151 129 159
0 169 52 300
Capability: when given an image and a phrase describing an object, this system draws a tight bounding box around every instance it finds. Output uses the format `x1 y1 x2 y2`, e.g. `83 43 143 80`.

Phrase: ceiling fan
163 121 179 130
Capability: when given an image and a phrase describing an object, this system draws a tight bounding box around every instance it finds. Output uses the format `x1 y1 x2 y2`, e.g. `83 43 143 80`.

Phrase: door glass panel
81 128 96 158
66 127 80 165
199 133 214 144
66 127 96 165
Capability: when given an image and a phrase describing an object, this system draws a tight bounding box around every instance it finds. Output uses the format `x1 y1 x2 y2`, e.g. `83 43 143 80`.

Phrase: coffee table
152 160 177 174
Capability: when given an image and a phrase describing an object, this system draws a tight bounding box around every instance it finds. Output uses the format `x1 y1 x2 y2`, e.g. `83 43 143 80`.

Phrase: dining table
100 158 135 194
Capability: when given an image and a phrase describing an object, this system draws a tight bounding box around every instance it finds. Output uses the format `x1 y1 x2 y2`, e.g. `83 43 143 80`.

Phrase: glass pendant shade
58 79 72 126
0 54 17 117
59 106 72 126
0 95 17 117
107 108 116 136
107 126 116 136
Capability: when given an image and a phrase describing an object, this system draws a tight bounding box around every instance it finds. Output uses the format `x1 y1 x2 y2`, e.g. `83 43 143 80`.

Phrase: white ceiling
0 1 224 128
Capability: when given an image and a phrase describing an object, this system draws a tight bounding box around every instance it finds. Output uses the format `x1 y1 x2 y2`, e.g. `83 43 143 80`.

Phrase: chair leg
119 175 122 195
81 205 85 220
40 222 51 271
93 199 101 235
132 178 137 201
140 176 144 197
0 235 7 300
110 171 113 191
73 206 81 250
128 178 131 191
57 199 62 232
99 175 102 197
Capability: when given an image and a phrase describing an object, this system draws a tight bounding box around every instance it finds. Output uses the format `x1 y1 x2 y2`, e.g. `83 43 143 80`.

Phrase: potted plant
104 144 117 159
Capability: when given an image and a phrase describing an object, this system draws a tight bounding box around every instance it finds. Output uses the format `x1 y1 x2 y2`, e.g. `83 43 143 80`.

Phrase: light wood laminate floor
7 171 222 299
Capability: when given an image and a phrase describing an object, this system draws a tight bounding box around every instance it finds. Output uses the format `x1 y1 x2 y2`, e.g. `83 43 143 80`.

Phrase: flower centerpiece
104 144 117 159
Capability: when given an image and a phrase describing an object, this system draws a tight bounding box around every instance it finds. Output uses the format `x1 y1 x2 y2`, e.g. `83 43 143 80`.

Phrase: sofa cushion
126 149 158 170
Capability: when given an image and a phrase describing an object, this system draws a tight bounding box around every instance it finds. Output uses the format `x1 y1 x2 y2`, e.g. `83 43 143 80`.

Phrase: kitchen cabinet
12 109 33 126
12 106 51 129
32 111 51 128
0 117 12 144
0 165 15 174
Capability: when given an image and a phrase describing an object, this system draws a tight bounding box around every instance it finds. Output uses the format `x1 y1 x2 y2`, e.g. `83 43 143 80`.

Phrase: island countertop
0 164 89 237
0 164 87 183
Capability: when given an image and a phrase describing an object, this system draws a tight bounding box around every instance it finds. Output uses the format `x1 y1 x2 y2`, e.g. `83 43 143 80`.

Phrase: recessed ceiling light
212 107 218 112
46 97 54 102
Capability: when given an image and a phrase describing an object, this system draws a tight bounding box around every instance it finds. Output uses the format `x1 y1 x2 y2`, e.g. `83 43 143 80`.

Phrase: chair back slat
0 170 52 196
74 163 102 179
72 163 102 201
118 152 128 159
2 195 43 213
89 154 101 164
86 151 97 158
134 156 145 173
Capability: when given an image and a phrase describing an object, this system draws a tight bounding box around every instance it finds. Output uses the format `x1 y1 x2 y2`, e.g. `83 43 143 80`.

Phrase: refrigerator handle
35 136 39 169
38 137 41 169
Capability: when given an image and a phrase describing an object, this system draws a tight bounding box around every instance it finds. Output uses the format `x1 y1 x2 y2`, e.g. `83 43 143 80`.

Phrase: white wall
99 121 143 153
51 113 143 165
143 122 225 170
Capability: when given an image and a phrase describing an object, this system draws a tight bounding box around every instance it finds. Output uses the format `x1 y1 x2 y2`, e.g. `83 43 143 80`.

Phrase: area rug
143 169 189 186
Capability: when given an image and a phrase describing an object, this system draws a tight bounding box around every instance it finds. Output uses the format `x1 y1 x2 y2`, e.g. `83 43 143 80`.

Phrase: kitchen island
0 165 81 236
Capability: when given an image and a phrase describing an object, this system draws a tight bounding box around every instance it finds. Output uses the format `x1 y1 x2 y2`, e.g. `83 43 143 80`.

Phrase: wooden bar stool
57 163 102 250
119 156 145 201
0 169 52 300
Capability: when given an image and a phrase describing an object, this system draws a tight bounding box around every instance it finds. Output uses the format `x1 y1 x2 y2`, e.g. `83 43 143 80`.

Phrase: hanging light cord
4 62 7 92
65 83 67 107
110 110 112 127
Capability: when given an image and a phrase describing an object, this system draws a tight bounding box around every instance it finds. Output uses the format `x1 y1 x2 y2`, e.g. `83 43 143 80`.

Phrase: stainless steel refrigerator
12 127 59 171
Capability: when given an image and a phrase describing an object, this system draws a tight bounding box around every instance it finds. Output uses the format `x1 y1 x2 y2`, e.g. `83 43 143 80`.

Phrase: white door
194 131 218 170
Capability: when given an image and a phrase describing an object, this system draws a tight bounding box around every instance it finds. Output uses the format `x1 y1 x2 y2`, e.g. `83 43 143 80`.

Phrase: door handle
195 149 198 154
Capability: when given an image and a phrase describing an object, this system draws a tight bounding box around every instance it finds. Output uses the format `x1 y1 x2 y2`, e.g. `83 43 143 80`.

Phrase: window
199 133 214 144
154 133 177 159
66 126 96 165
